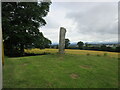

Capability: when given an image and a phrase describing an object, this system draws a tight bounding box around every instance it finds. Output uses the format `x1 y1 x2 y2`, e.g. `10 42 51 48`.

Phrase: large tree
2 2 51 56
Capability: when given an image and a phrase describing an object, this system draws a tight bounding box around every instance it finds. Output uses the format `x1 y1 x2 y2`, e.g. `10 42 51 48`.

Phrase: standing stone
59 27 66 54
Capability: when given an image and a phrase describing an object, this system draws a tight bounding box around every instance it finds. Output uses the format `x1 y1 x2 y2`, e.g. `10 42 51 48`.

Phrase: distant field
3 49 118 88
25 48 118 58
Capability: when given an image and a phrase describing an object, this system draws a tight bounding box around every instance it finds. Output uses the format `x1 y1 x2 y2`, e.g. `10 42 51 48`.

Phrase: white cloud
51 0 119 2
40 2 118 44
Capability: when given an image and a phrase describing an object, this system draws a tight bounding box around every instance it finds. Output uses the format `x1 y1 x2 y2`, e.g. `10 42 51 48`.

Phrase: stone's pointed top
60 27 67 32
60 27 66 30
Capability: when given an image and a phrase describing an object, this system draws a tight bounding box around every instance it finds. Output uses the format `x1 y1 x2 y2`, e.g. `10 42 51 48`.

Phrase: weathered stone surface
59 27 66 54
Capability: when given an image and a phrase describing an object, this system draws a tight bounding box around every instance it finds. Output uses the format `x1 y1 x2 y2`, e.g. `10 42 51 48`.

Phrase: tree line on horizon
51 39 120 52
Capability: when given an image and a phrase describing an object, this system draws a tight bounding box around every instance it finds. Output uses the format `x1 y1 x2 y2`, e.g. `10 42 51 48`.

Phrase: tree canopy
65 38 70 49
77 41 84 49
2 2 51 56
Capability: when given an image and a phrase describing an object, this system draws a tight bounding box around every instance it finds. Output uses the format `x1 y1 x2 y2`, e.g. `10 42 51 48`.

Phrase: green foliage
77 41 84 49
86 53 90 56
96 54 101 57
100 44 107 50
115 46 120 52
103 53 107 56
65 38 70 49
34 33 52 49
2 2 51 56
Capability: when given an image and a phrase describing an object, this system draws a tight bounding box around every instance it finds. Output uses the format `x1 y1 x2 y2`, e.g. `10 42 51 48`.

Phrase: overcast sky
40 1 118 44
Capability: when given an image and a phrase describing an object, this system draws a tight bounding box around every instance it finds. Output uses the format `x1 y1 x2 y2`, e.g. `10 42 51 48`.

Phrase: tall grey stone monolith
59 27 66 54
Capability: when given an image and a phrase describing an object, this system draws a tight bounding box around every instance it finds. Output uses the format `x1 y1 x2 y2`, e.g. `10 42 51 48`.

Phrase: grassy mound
3 53 118 88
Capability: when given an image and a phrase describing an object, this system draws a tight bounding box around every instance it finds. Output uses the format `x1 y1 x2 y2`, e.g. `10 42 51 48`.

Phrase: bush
86 53 90 56
96 54 101 57
103 53 107 56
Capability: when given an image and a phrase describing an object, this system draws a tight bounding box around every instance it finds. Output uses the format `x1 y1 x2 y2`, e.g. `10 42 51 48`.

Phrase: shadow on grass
8 52 51 58
24 52 51 56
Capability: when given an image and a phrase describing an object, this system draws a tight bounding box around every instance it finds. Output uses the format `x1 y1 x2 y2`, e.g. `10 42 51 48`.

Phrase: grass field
25 48 118 58
3 49 118 88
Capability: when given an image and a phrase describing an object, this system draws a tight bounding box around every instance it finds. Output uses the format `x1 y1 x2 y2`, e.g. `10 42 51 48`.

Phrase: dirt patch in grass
80 65 91 69
57 55 64 60
59 57 64 60
22 63 28 66
70 73 79 79
47 82 53 87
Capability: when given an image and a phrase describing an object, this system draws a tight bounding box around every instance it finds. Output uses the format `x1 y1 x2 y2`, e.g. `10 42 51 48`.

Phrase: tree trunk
20 43 24 56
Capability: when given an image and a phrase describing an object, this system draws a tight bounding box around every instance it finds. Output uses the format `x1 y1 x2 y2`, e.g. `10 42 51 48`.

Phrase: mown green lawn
3 53 118 88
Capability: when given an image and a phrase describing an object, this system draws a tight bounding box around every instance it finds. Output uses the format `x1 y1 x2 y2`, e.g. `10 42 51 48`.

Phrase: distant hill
86 42 119 45
52 42 119 46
